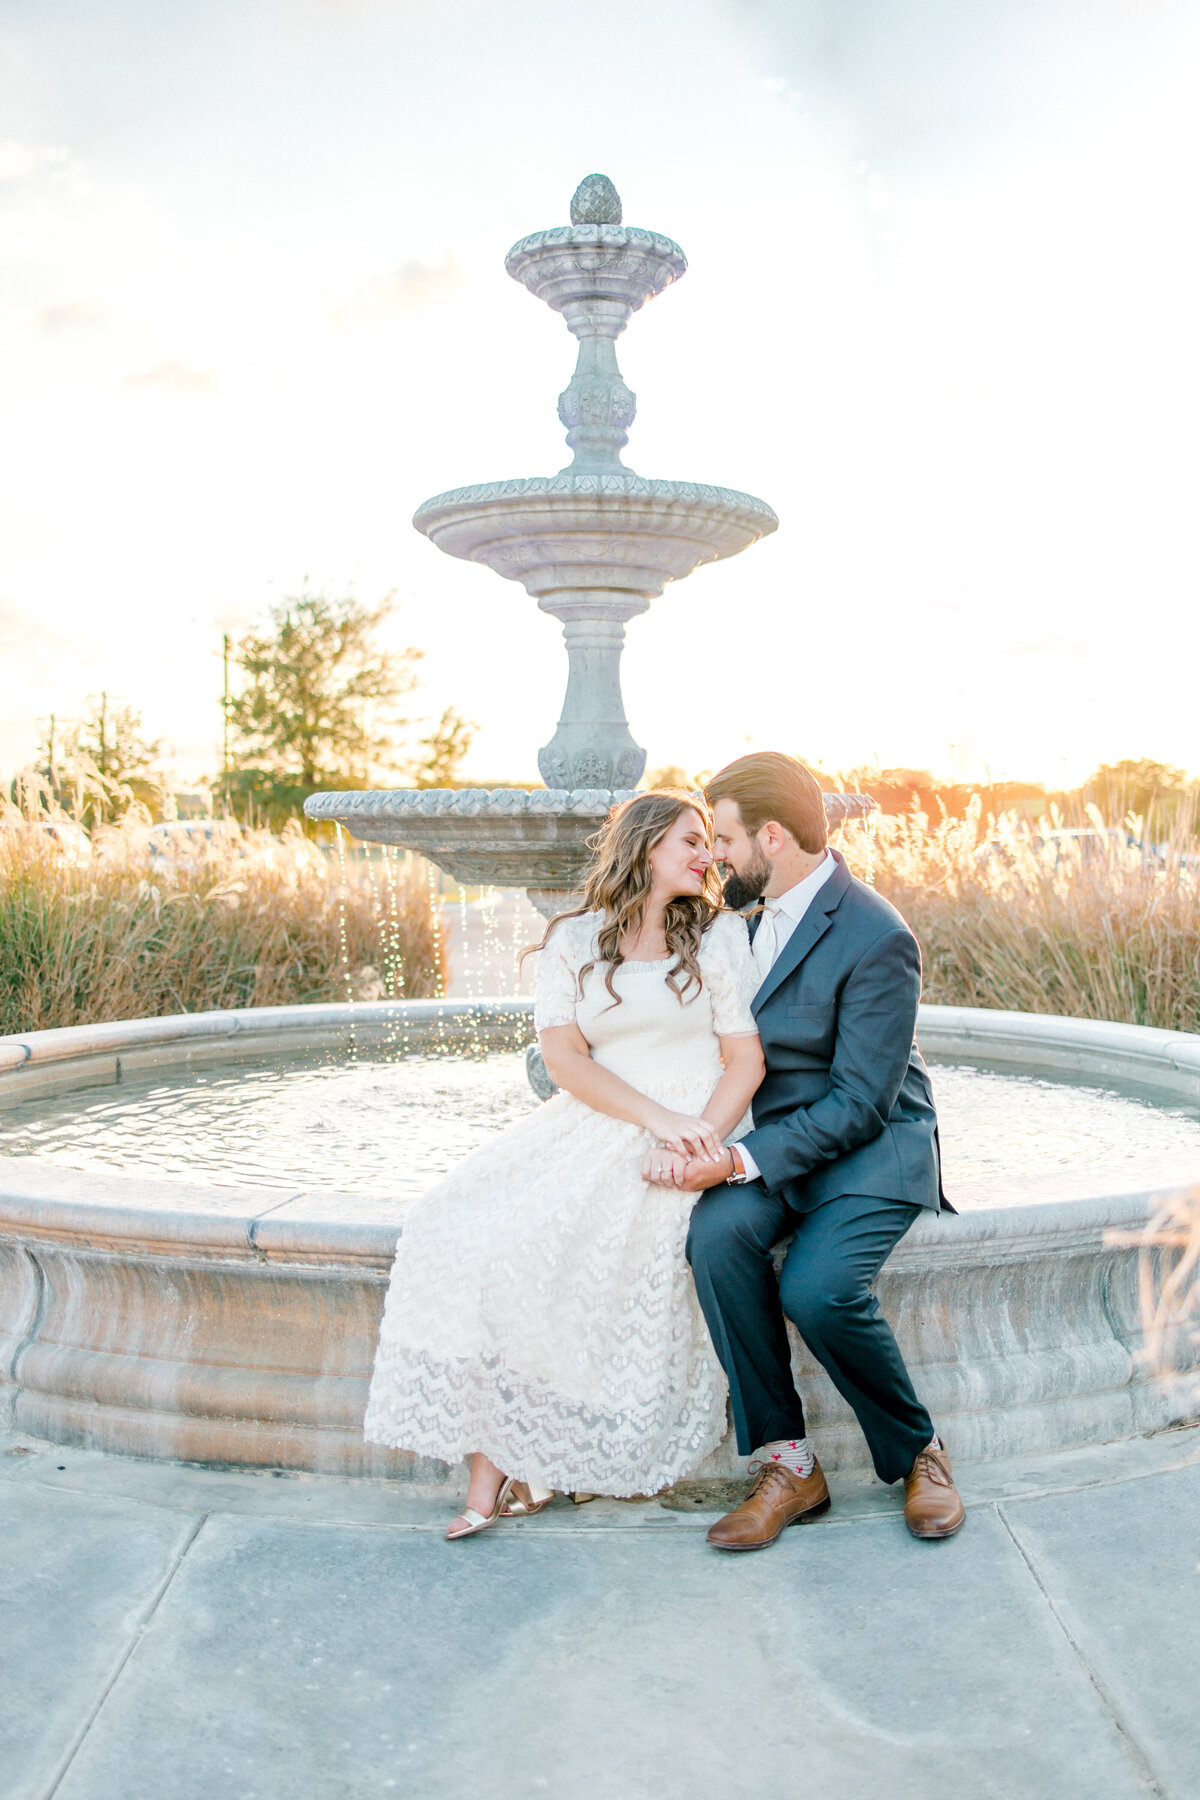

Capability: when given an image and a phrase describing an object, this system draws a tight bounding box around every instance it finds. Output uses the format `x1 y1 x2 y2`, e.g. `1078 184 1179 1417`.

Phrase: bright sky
2 0 1198 790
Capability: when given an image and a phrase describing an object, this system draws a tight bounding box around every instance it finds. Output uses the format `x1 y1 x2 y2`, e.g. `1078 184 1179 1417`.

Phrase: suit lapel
751 853 850 1016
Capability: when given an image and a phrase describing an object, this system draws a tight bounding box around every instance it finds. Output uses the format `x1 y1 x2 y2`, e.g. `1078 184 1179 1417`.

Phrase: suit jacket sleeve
740 926 921 1194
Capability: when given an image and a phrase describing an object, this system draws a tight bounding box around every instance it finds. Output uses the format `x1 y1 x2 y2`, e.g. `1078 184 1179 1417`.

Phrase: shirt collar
769 848 836 922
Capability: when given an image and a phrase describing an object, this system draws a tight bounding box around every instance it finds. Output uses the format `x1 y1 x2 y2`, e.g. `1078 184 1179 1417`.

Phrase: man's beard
721 843 772 912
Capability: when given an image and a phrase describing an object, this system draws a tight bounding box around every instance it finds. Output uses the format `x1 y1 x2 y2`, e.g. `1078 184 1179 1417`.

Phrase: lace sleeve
703 912 760 1036
534 917 585 1031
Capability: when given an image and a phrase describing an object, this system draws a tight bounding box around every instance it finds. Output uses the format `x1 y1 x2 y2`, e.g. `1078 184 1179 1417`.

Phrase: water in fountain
3 1043 1199 1211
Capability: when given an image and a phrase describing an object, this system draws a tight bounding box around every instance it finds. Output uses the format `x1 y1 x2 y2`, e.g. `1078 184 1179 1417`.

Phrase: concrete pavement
3 1426 1199 1800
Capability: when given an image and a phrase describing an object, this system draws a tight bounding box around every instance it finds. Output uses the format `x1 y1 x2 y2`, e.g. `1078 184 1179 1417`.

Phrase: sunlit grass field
840 801 1200 1033
0 797 443 1036
4 786 1199 1038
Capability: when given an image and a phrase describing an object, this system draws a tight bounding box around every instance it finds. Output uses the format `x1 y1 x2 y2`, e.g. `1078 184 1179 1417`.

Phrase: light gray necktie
752 900 781 979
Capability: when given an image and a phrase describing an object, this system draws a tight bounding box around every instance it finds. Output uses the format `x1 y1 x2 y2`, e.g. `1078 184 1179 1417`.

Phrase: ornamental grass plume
0 788 444 1035
1107 1186 1200 1398
837 797 1200 1032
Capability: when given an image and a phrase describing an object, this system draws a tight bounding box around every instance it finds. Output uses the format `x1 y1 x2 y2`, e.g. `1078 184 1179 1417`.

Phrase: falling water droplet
427 861 447 1056
334 824 357 1062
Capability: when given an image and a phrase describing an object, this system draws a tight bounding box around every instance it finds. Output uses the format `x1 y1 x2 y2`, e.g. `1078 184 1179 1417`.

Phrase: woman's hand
642 1148 690 1187
646 1108 723 1160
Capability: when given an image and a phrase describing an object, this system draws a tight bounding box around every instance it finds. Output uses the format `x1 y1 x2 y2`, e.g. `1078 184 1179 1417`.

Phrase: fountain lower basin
1 1003 1197 1480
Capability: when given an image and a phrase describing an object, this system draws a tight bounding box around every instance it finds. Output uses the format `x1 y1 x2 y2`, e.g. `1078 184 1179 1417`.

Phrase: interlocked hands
640 1107 733 1191
642 1143 734 1192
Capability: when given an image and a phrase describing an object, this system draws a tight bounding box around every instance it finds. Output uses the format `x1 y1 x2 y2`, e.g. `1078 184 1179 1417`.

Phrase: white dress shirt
731 850 836 1184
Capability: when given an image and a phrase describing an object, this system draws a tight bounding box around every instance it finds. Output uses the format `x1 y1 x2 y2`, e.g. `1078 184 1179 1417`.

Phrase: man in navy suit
678 752 964 1549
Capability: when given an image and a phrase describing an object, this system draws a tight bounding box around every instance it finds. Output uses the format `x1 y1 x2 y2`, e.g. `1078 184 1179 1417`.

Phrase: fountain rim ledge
412 472 780 524
505 221 688 260
303 788 878 821
305 787 639 820
5 999 1200 1079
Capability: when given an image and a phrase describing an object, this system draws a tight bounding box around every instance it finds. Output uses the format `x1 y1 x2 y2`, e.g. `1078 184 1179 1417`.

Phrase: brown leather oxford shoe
706 1458 831 1551
903 1439 965 1539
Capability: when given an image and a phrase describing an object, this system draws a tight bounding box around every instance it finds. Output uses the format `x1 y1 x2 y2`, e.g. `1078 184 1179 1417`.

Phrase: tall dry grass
1107 1187 1200 1415
0 798 444 1034
837 800 1200 1031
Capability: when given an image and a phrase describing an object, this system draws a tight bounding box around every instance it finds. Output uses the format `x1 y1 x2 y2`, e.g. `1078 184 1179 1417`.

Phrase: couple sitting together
364 751 964 1550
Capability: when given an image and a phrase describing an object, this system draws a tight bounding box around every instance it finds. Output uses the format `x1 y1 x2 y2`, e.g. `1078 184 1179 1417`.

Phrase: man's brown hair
705 752 828 854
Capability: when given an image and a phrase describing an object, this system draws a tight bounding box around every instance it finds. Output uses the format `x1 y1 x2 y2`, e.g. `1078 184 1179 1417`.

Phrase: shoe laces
745 1459 801 1498
912 1446 950 1487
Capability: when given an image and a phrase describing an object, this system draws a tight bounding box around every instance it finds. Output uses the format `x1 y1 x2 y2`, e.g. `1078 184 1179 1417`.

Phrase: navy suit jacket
738 851 948 1214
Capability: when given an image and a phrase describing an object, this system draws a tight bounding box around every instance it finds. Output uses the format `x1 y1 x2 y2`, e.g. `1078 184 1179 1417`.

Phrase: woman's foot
445 1453 513 1540
502 1480 554 1517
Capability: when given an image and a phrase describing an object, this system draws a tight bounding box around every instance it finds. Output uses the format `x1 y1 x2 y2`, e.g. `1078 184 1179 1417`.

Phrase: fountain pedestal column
538 610 647 791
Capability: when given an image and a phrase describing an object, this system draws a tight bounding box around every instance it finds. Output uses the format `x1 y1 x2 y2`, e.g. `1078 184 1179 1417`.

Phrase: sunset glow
2 0 1198 789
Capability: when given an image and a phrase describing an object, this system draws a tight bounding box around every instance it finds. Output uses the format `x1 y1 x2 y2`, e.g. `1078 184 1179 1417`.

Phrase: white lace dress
362 908 760 1497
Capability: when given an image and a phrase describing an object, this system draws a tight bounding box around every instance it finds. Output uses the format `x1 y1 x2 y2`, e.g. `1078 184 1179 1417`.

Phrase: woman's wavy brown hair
529 790 724 1009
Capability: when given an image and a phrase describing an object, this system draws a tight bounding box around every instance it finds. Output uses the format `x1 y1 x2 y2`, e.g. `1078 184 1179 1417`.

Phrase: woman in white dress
363 790 764 1536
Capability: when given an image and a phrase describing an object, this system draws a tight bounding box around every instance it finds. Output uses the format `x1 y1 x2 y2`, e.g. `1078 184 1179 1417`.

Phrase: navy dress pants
686 1184 934 1485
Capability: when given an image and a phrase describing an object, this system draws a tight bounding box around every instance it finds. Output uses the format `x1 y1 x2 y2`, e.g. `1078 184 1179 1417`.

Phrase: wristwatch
726 1145 749 1184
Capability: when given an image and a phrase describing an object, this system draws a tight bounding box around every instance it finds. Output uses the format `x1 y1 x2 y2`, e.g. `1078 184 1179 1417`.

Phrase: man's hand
674 1147 735 1192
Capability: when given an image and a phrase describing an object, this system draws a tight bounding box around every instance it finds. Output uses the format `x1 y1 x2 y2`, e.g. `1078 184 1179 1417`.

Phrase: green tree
410 706 477 788
55 693 165 785
32 695 168 823
642 764 692 792
226 591 422 789
1082 759 1191 823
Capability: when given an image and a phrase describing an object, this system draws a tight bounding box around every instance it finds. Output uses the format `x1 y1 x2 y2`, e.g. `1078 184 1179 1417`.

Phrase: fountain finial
570 173 622 225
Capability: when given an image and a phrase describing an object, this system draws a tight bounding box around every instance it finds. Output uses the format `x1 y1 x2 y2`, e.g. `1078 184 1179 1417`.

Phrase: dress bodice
534 909 759 1106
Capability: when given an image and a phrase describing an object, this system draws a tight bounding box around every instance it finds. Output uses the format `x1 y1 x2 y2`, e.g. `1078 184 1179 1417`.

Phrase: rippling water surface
1 1051 1198 1210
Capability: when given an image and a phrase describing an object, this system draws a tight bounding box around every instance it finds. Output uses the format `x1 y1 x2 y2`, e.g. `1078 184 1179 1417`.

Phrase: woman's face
647 808 714 899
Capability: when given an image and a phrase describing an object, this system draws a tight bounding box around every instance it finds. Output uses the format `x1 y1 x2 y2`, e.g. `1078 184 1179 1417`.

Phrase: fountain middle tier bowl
412 472 779 606
303 788 878 899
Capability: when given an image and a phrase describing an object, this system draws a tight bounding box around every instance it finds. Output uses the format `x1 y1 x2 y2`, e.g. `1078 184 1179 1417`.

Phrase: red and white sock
754 1437 816 1479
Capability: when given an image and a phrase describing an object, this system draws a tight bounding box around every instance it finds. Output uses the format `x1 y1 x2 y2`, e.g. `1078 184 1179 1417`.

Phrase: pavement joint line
996 1502 1177 1800
35 1510 210 1800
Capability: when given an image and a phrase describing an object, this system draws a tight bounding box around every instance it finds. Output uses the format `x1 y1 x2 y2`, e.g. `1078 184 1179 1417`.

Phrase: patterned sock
755 1436 816 1479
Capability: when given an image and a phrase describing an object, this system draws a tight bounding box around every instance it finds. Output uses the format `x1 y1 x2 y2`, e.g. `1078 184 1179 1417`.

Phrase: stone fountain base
2 1003 1196 1482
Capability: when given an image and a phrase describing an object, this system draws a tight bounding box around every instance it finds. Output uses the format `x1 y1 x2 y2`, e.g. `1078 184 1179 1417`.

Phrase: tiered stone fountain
304 174 869 909
2 174 1194 1487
